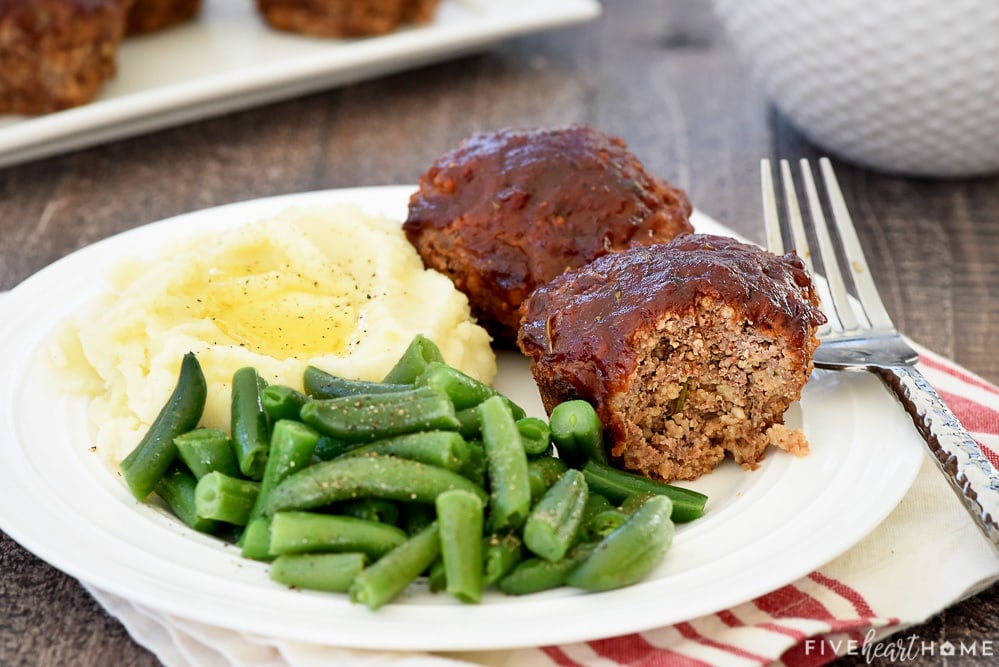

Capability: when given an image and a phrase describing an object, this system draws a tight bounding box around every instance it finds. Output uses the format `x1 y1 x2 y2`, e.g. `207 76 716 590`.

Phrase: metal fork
762 157 999 547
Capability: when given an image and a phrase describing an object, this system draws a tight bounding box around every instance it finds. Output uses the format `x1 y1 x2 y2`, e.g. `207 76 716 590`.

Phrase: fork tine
778 160 814 276
760 160 784 254
818 158 896 331
798 160 857 333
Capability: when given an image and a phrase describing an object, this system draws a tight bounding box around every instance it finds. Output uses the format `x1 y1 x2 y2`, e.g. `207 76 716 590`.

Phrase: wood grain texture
1 1 996 665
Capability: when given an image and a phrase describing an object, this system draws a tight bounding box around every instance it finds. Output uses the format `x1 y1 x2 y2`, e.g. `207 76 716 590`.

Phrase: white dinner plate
0 0 600 169
0 186 923 651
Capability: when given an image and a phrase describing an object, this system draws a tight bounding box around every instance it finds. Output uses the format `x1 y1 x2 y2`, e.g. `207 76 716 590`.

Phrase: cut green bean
240 517 273 560
483 533 524 587
417 362 496 411
497 543 595 596
478 395 531 532
581 460 707 523
342 431 469 472
567 495 675 592
350 522 441 610
261 385 311 421
174 428 240 480
230 367 270 480
269 552 366 593
458 439 486 487
516 417 552 457
121 352 207 500
313 435 361 461
299 386 459 443
548 399 607 466
527 456 569 504
381 334 445 384
335 498 400 526
427 557 447 593
268 511 407 559
399 503 436 536
581 493 612 523
436 489 485 603
304 365 411 399
585 508 628 541
154 465 219 533
263 455 487 516
194 471 260 525
523 468 589 562
246 419 320 527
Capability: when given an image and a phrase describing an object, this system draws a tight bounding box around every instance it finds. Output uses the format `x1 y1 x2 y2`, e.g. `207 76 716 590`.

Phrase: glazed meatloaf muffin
0 0 132 115
256 0 441 37
518 234 827 482
404 125 694 344
127 0 200 34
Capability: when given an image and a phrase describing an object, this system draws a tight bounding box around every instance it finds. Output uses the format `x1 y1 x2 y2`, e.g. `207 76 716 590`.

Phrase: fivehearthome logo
804 629 995 662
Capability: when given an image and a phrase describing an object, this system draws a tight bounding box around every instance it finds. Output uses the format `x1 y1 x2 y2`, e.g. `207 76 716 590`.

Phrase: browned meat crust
518 234 827 482
0 0 133 115
255 0 441 37
404 125 694 345
127 0 200 34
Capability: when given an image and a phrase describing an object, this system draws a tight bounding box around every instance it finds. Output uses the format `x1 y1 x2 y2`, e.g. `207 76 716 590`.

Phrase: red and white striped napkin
87 341 999 667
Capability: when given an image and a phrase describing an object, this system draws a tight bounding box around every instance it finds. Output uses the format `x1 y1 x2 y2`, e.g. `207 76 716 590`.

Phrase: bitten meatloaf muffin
126 0 200 34
0 0 132 115
404 125 694 345
518 234 827 482
255 0 441 37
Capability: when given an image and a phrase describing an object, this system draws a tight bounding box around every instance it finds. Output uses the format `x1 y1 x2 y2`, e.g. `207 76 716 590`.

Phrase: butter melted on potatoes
53 204 496 466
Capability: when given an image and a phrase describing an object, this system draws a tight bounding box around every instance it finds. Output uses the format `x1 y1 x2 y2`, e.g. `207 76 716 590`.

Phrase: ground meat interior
609 300 809 482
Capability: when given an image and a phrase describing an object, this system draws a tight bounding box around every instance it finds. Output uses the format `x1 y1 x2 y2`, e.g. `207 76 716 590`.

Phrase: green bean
478 395 531 532
240 518 273 560
399 503 436 536
121 352 207 500
436 489 485 603
269 553 366 593
566 495 675 592
417 362 496 411
260 385 310 421
268 511 407 559
523 468 589 562
154 465 219 534
381 334 445 384
246 419 320 528
454 397 528 439
230 367 270 480
483 533 524 587
335 498 400 526
342 431 469 472
548 399 606 466
304 365 412 399
584 508 628 541
581 460 707 523
497 543 595 596
194 471 260 525
174 428 240 480
581 493 612 523
427 557 447 593
527 456 569 504
263 455 487 516
299 386 459 443
458 439 486 487
349 522 441 610
516 417 551 457
313 435 361 461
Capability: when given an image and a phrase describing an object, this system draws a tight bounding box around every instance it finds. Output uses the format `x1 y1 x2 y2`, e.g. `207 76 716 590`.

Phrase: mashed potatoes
54 204 496 466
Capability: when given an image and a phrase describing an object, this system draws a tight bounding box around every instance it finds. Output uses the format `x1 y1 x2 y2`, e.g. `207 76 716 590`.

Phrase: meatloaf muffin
518 234 827 482
126 0 200 34
256 0 441 37
0 0 132 115
404 125 694 345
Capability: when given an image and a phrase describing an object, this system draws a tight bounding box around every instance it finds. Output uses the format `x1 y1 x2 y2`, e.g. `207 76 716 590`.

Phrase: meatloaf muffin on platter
0 0 132 115
518 233 827 482
404 125 694 345
126 0 200 34
255 0 441 37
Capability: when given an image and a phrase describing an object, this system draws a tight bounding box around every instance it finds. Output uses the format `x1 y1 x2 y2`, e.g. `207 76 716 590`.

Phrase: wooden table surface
1 2 997 665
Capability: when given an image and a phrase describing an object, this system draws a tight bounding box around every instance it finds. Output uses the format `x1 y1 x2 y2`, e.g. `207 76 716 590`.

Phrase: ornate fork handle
875 365 999 545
